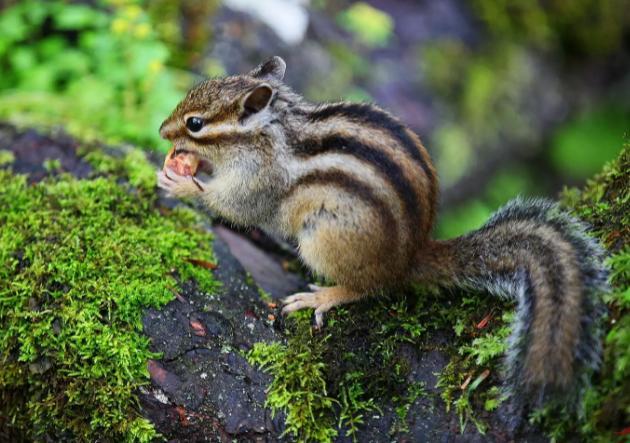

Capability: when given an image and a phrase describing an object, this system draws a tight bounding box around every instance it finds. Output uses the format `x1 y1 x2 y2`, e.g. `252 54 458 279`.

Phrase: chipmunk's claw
157 168 205 198
281 292 329 328
281 285 362 329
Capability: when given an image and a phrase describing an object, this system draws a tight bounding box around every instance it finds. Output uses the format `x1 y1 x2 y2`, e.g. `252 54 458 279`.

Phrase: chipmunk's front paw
281 285 362 329
157 168 205 198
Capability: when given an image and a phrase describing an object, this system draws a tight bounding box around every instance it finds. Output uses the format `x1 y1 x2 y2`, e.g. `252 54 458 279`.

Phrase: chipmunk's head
159 56 288 170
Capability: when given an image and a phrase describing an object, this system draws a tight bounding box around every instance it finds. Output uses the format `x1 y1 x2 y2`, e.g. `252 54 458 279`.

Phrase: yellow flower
148 60 163 74
124 5 143 20
134 23 151 39
111 18 128 34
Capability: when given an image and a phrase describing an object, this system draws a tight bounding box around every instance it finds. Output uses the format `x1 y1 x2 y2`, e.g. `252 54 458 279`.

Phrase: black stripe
515 234 568 308
287 169 398 244
294 134 421 232
476 231 568 307
304 103 434 196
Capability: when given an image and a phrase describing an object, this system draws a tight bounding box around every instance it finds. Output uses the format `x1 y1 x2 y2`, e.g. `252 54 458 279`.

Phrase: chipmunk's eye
186 117 204 132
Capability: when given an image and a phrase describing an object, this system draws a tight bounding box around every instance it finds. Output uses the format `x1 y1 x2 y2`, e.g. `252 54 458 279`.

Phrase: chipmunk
157 56 608 405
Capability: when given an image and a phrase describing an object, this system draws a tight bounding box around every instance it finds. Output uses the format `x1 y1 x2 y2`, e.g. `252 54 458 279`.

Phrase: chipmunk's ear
241 84 274 117
248 56 286 81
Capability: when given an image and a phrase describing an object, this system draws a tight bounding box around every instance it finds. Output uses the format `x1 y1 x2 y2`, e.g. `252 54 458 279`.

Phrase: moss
391 381 428 434
82 147 158 195
561 144 629 251
247 312 338 442
433 302 513 434
249 283 512 440
0 150 219 441
43 158 62 173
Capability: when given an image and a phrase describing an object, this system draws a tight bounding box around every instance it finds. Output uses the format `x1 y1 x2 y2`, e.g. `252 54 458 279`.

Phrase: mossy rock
0 126 220 441
0 124 281 441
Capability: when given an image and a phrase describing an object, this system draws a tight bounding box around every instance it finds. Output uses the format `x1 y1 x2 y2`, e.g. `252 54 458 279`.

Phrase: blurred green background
0 0 628 238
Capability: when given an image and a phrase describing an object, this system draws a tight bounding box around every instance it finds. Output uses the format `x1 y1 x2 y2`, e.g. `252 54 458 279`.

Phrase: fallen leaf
267 302 277 309
186 258 217 270
469 369 491 392
460 374 473 391
175 405 189 426
476 312 493 329
190 319 206 336
147 359 168 385
268 314 276 321
616 427 630 436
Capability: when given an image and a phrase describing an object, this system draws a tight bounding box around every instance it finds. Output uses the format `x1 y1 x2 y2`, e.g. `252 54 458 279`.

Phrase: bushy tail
420 198 608 404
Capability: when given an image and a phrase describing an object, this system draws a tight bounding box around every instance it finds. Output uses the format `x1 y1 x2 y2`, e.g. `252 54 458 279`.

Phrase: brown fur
157 57 606 399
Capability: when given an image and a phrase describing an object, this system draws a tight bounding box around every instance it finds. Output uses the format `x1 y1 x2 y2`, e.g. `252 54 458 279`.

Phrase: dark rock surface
140 235 286 441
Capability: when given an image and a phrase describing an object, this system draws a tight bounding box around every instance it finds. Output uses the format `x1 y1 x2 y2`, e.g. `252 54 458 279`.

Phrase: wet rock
148 360 183 396
144 304 194 361
195 311 234 339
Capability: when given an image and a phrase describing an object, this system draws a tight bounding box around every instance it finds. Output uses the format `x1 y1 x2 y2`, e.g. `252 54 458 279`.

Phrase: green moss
391 381 427 434
0 154 218 440
247 313 338 442
434 305 513 434
249 284 513 440
42 158 62 173
82 147 158 195
561 144 629 250
337 370 379 441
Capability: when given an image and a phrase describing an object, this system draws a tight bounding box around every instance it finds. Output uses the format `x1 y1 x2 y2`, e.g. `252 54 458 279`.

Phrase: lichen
0 149 219 441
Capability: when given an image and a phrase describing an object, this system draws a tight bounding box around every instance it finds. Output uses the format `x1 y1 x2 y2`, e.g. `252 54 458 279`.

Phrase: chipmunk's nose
159 120 177 140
